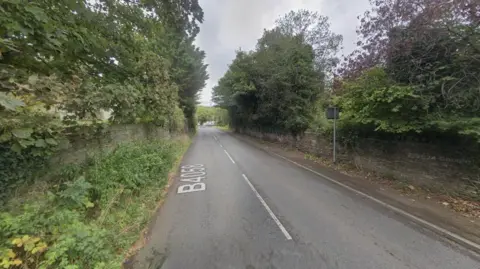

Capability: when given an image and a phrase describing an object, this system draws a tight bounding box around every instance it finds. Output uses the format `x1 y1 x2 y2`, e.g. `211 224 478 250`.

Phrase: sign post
326 107 339 163
333 107 336 163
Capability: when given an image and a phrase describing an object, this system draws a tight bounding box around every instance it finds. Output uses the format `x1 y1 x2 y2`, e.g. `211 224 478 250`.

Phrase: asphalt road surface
131 127 480 269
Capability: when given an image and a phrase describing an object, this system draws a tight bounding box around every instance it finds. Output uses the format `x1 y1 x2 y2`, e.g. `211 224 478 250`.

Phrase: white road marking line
219 144 223 148
242 174 292 240
270 151 480 251
213 135 218 141
223 150 235 164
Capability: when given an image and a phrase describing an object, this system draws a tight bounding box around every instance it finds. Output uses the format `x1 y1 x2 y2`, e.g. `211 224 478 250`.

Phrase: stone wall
241 129 480 194
51 124 171 165
350 138 478 190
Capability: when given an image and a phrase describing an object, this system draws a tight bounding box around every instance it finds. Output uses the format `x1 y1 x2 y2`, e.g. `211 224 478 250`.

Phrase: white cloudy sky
195 0 371 106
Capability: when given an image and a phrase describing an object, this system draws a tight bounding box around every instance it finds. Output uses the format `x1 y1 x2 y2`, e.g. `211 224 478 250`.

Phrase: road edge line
242 174 293 240
269 151 480 252
218 130 480 252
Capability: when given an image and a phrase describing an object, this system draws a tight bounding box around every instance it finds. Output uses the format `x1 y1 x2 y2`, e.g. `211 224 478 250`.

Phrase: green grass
92 138 191 259
0 137 190 269
215 125 230 131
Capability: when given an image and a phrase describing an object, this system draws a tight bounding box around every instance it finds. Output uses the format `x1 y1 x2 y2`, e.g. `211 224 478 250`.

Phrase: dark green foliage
56 177 93 210
0 0 207 131
386 25 480 118
0 0 208 192
338 68 431 133
174 43 209 131
213 11 341 136
0 0 205 266
0 144 49 199
87 141 178 197
337 0 480 141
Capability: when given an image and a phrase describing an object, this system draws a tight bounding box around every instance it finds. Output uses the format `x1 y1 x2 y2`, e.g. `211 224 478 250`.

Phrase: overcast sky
195 0 371 106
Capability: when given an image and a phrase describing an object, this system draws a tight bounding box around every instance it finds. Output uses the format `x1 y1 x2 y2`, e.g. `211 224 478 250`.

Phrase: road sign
326 107 339 119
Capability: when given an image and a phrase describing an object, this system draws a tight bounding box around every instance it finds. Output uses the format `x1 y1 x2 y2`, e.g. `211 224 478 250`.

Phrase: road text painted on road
177 164 206 194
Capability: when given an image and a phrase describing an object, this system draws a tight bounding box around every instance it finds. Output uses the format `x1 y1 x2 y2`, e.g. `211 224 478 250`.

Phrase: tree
385 25 480 116
0 0 209 141
0 1 210 267
275 10 343 73
174 42 209 131
337 0 480 139
337 67 430 133
213 11 341 136
0 0 209 190
197 106 214 124
196 106 228 125
341 0 479 83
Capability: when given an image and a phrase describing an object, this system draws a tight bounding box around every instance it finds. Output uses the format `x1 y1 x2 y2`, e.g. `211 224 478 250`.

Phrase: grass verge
0 136 190 269
123 136 191 261
215 125 230 131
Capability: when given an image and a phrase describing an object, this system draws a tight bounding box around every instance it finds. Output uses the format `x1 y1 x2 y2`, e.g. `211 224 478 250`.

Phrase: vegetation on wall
0 0 207 267
0 0 208 190
0 138 189 268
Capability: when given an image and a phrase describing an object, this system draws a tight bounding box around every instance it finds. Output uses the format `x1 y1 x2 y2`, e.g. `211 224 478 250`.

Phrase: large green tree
213 11 341 136
275 10 343 73
0 0 209 194
0 0 209 157
337 0 480 139
173 42 209 131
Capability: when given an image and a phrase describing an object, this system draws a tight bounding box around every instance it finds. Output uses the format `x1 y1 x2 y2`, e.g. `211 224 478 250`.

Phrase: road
131 127 480 269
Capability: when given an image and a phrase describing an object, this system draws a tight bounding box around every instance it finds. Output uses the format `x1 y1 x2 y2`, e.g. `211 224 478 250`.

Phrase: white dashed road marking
224 150 235 164
213 132 292 241
242 174 292 240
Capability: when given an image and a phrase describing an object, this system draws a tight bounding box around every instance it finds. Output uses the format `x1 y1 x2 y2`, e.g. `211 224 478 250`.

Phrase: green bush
169 106 186 133
0 138 189 268
0 144 49 199
337 68 430 133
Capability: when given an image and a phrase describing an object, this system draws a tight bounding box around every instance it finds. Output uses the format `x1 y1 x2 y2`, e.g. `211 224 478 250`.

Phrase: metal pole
333 107 336 163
